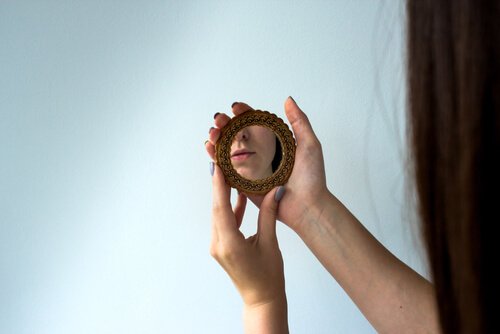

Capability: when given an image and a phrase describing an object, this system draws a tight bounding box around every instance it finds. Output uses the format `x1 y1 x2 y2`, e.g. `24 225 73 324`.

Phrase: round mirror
215 110 296 194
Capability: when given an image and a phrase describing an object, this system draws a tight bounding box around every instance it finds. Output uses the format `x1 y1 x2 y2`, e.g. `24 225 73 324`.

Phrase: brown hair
407 0 499 332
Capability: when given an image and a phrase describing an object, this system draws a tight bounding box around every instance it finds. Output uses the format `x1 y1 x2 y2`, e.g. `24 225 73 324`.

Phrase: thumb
284 96 318 145
257 186 286 243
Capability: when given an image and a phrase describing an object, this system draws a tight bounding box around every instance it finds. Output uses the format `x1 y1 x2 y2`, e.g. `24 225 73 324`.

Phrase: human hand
205 98 329 233
209 161 286 307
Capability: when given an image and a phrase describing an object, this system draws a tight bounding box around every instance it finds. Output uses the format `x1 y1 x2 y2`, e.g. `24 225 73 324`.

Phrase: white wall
0 1 427 333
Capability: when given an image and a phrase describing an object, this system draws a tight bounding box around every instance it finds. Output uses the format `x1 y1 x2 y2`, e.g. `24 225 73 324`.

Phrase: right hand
206 97 330 233
209 162 286 307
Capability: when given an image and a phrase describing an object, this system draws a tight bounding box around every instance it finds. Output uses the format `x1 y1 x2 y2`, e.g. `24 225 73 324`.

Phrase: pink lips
231 149 255 161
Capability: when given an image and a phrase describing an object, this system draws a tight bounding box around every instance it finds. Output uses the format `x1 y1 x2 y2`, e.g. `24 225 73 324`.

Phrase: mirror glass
230 125 282 181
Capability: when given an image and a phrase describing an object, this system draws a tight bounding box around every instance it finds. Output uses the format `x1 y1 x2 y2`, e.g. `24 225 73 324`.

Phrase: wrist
243 291 287 310
243 295 288 334
292 188 337 238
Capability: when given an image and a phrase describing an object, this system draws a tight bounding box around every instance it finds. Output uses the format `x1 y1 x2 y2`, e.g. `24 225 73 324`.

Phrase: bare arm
243 298 288 334
297 190 440 333
280 96 440 333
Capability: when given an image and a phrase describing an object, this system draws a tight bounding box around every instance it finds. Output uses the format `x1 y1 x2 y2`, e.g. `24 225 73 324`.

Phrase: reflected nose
234 128 250 142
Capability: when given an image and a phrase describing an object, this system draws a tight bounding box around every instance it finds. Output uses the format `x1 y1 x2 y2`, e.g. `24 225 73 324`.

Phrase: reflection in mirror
230 125 282 181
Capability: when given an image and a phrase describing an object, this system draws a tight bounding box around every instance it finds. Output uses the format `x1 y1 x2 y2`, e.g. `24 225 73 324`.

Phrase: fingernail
213 112 220 119
288 96 296 103
274 186 286 202
208 127 214 134
209 162 214 176
231 102 239 108
204 140 209 146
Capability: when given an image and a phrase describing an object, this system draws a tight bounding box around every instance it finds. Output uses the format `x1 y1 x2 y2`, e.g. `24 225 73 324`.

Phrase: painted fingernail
231 102 239 108
213 112 220 119
208 127 214 134
288 96 296 103
209 161 214 176
204 140 209 146
274 186 286 202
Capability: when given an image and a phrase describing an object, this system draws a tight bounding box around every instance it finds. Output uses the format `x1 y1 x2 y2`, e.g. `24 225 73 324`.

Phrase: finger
205 141 215 160
231 102 255 116
284 96 319 145
214 112 231 128
208 127 221 145
211 163 238 235
234 192 247 229
257 186 286 243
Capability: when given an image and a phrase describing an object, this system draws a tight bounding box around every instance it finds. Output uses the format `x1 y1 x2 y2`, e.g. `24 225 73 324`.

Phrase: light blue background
0 1 426 333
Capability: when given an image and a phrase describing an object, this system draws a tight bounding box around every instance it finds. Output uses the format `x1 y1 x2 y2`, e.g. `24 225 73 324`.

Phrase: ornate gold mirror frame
215 109 296 194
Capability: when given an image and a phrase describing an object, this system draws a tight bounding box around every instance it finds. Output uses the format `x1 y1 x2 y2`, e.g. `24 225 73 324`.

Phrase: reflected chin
235 168 257 180
235 167 273 181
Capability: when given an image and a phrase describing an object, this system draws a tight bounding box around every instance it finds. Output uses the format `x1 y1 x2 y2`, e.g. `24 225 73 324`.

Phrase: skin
210 168 288 333
230 125 276 180
205 97 440 334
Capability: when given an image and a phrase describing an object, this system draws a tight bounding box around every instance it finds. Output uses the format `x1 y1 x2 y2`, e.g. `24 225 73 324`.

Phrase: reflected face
230 125 277 180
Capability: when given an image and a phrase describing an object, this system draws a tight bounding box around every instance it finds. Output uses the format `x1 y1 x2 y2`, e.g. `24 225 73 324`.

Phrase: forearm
296 191 440 333
243 296 289 334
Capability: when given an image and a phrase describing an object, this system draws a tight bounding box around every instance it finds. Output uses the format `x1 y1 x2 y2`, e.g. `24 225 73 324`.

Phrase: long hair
407 0 499 332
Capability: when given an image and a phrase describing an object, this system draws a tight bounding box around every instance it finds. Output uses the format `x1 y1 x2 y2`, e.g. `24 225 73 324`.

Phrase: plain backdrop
0 1 428 333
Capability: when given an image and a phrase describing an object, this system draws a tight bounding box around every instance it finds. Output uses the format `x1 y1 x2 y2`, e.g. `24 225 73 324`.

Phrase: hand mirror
215 109 296 194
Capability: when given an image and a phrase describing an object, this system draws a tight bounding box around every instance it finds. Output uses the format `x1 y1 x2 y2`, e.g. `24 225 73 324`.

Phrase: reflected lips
231 149 255 161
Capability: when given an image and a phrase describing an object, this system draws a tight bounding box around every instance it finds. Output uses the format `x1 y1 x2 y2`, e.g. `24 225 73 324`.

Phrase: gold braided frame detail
215 110 296 194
